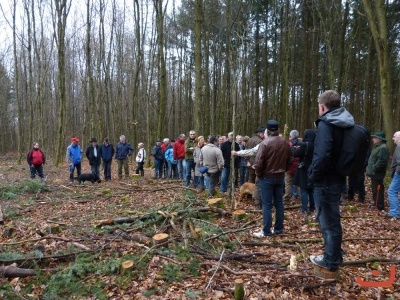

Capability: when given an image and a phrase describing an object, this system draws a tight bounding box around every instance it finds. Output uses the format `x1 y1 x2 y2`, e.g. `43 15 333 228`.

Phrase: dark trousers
248 168 256 183
136 162 145 176
69 163 82 181
348 173 365 202
371 178 385 210
103 160 112 180
30 165 44 179
207 171 221 198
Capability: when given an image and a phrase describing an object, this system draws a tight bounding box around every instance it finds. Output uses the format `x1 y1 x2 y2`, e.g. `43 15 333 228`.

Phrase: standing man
366 131 389 210
86 138 102 179
308 90 355 272
173 134 186 180
386 131 400 219
66 137 82 183
283 130 300 205
246 127 265 183
115 135 134 180
200 135 224 198
185 130 197 186
27 142 46 183
253 120 292 238
152 140 164 179
220 132 240 193
100 137 115 181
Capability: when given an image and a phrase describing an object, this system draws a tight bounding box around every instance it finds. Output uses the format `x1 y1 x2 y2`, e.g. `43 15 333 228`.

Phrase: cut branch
0 266 58 278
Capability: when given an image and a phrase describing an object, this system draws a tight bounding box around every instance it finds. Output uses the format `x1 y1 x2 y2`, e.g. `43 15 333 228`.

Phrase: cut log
207 198 225 209
152 233 169 246
0 266 58 278
121 260 134 275
234 278 245 300
232 210 247 221
0 205 4 225
93 218 114 227
313 265 339 280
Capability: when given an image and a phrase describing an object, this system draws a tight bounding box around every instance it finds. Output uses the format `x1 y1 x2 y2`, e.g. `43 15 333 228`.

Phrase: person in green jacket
366 131 389 210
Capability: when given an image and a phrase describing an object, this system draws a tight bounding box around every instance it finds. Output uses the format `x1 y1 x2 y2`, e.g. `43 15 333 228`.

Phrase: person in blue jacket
66 137 82 183
100 137 115 181
115 135 134 180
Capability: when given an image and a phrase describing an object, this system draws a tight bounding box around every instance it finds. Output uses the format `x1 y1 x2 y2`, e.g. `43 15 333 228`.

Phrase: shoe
310 254 338 271
381 213 398 219
271 228 282 235
252 229 268 238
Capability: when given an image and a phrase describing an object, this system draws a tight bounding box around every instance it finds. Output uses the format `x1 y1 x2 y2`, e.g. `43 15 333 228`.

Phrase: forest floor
0 155 399 300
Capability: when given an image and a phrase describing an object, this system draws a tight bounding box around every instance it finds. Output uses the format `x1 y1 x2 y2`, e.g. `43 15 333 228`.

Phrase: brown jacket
254 136 293 178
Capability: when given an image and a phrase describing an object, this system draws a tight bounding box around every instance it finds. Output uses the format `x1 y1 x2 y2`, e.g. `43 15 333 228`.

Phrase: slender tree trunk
194 0 203 132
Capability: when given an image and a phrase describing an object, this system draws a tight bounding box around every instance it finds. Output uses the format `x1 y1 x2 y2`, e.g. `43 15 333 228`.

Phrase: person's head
189 130 196 140
138 142 144 149
33 142 39 149
103 137 110 145
289 130 299 140
266 119 279 136
209 135 218 145
318 90 341 116
197 136 205 147
90 138 97 145
392 131 400 145
371 131 387 144
303 129 316 142
170 139 175 146
236 135 243 144
255 126 266 139
119 135 126 143
219 135 226 144
156 139 162 146
227 132 234 142
71 137 79 145
242 135 249 144
179 133 186 141
163 138 170 145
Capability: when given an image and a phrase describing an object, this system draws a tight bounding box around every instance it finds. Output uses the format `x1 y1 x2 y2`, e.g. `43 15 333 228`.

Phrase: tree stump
234 278 245 300
313 265 339 280
232 210 247 221
207 198 225 209
152 233 169 247
121 260 134 275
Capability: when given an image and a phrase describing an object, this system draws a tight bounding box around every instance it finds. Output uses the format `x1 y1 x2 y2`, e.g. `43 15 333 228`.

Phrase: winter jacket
293 129 316 189
254 136 292 178
308 107 355 185
66 144 82 164
165 146 176 164
27 149 46 166
152 145 164 161
199 143 224 174
86 145 102 166
287 138 300 175
185 138 196 160
173 139 185 160
136 148 146 163
390 143 400 175
193 145 204 176
366 142 389 180
100 143 115 162
245 134 263 165
115 142 134 160
220 140 240 168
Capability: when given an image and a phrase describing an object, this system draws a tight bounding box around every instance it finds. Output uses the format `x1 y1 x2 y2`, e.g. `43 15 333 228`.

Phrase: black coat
86 145 102 166
293 129 315 189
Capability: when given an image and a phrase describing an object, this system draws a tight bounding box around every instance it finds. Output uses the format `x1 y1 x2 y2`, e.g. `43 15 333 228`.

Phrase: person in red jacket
27 142 46 183
173 134 186 180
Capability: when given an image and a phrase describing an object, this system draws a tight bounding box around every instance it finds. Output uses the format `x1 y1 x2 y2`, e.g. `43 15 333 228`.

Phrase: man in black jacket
308 90 355 273
86 138 102 179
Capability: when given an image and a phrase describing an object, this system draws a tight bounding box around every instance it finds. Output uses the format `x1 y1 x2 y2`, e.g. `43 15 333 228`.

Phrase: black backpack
335 123 370 176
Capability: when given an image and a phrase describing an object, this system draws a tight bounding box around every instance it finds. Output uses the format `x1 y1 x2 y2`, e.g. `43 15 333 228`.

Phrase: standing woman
136 143 146 176
193 136 206 191
27 142 46 183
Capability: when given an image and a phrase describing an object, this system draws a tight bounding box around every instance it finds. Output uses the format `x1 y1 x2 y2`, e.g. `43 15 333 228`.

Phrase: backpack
336 123 370 176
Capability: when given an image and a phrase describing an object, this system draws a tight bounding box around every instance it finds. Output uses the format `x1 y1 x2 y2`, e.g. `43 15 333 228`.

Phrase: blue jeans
177 159 185 179
167 162 178 179
69 163 81 181
239 166 248 186
259 176 284 235
30 165 44 179
91 164 100 178
154 159 163 178
300 187 315 212
206 171 221 198
194 175 205 189
103 160 112 180
388 173 400 218
313 184 343 271
220 167 230 192
185 160 195 186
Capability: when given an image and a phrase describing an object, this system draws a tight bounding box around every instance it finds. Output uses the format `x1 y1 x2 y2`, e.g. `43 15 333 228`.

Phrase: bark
0 266 58 278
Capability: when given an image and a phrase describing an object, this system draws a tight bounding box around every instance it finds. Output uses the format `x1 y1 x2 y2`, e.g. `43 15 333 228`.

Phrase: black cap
90 138 97 143
266 120 279 131
255 126 266 133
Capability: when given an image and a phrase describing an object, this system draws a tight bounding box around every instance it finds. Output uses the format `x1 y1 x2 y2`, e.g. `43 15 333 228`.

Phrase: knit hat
371 131 386 142
71 137 79 143
266 120 279 131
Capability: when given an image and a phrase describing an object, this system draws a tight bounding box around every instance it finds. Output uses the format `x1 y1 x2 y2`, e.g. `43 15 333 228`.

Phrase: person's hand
231 151 237 156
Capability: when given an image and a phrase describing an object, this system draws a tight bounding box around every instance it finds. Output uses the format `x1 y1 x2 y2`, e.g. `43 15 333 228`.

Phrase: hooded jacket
309 107 355 185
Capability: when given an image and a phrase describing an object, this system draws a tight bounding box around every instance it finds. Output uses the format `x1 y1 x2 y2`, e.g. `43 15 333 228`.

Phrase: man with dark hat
245 126 265 183
86 138 102 179
366 131 389 210
253 120 293 238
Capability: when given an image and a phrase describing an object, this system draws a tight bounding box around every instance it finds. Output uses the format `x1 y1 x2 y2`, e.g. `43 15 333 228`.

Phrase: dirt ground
0 155 399 299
